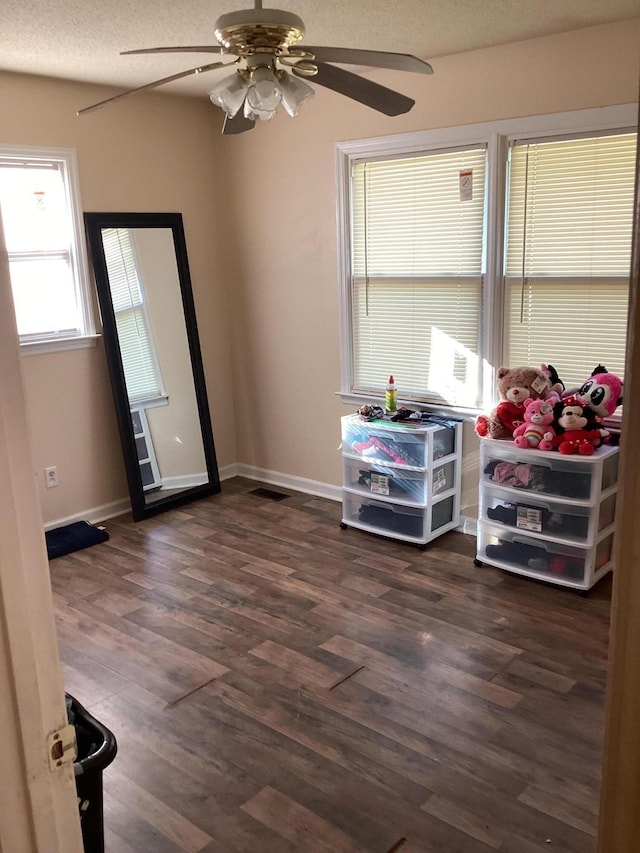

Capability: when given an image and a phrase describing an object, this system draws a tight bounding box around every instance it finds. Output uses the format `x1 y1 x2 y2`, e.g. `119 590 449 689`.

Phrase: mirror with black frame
85 211 220 521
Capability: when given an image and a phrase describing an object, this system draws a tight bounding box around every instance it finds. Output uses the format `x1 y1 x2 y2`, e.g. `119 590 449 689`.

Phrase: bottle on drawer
385 375 398 414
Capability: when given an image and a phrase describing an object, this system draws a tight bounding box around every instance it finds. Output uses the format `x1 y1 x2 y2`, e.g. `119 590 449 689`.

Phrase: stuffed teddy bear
552 397 602 455
475 365 557 440
512 398 556 450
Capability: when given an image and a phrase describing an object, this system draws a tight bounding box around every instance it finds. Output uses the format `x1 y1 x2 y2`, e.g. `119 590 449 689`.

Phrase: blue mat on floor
45 521 109 560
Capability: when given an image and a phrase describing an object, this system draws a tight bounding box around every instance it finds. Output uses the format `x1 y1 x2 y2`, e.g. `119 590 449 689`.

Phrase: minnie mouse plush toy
553 397 602 455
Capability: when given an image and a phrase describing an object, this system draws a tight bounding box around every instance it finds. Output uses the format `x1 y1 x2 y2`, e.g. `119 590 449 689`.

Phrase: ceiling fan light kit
78 0 433 134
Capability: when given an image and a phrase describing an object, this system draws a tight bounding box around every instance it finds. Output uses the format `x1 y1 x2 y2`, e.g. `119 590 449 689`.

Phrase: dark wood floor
50 477 613 852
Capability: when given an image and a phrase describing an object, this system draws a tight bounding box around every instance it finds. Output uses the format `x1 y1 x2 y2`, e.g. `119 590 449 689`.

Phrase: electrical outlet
45 466 58 488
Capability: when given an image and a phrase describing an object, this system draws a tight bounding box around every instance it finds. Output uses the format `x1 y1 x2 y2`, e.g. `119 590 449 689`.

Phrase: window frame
0 144 97 355
335 103 637 415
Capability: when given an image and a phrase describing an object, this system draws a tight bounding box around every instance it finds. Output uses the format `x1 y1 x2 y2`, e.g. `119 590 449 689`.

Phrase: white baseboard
224 463 342 503
160 473 208 489
221 463 477 538
44 497 131 532
43 469 477 538
458 514 478 536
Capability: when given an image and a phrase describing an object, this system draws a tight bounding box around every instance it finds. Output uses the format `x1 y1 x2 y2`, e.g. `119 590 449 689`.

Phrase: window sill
20 334 101 357
336 391 479 422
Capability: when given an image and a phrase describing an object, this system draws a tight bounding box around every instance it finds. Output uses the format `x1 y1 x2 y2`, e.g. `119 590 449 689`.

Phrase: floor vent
248 487 290 502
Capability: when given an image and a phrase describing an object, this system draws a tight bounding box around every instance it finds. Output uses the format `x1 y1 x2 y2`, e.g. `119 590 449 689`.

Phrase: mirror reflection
85 212 220 520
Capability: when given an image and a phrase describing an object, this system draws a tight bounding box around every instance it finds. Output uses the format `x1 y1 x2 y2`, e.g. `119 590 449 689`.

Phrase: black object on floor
66 693 118 853
45 521 109 560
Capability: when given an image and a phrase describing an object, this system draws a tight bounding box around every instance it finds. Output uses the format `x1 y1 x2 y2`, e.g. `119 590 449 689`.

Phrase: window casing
336 105 637 413
0 145 95 353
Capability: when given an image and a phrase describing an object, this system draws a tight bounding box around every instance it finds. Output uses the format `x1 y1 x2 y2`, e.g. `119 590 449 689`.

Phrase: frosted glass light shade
244 66 282 121
209 73 249 118
279 73 315 117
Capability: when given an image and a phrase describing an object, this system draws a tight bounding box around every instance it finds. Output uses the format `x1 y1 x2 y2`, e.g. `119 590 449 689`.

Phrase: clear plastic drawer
433 427 456 460
481 487 592 543
481 446 593 500
342 493 426 541
342 420 426 468
432 496 454 531
478 524 614 585
432 460 455 496
343 458 426 503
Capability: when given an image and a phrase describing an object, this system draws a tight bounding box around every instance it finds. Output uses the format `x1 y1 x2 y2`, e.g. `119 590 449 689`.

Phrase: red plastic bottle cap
389 375 394 383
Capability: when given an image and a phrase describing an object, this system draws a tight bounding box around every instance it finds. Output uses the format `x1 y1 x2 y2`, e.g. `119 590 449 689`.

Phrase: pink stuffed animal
512 399 555 450
574 364 623 419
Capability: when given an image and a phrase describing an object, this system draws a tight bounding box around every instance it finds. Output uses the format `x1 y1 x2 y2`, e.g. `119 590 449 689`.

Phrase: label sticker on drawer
433 468 447 494
516 505 543 532
370 473 390 496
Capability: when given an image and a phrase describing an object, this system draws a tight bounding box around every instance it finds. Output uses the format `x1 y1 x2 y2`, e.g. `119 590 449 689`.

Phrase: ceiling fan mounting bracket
214 8 305 55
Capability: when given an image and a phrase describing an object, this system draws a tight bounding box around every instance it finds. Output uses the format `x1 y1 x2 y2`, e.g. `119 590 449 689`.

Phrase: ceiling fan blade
298 46 432 75
222 113 256 135
122 46 224 56
300 62 414 116
77 61 229 115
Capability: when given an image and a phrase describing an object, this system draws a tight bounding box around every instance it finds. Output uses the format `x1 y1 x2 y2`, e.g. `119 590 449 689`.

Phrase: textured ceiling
3 0 639 99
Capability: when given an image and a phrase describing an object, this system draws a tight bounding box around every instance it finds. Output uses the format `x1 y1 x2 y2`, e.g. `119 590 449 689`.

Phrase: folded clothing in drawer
356 468 424 501
484 539 585 580
484 459 591 499
486 502 589 539
358 503 423 537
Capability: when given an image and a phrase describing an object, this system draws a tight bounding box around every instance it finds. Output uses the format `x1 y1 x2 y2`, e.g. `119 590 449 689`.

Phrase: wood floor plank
48 477 610 852
241 786 363 853
106 765 213 852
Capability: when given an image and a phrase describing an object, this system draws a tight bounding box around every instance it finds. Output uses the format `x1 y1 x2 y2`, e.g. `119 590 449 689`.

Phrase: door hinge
47 723 77 771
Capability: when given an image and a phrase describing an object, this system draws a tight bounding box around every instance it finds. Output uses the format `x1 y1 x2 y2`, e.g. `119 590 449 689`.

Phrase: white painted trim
219 462 241 480
0 144 96 345
43 469 478 545
335 105 637 159
0 206 83 851
231 464 343 502
159 473 209 490
334 103 638 406
457 513 478 537
224 462 478 539
20 333 100 356
43 496 131 532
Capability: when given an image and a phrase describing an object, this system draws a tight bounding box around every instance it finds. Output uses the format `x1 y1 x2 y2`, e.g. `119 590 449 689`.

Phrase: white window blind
101 228 165 404
504 131 637 389
351 145 486 407
0 155 91 344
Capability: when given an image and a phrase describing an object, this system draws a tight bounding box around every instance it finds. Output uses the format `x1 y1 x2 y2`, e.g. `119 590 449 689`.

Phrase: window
336 105 637 411
351 146 486 408
101 228 166 405
0 145 95 352
504 132 636 386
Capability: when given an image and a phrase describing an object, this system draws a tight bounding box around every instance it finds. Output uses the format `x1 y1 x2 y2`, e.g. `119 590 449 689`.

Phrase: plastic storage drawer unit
340 414 462 547
476 438 619 592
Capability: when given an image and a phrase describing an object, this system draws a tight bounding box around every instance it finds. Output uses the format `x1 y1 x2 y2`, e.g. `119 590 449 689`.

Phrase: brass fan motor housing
214 8 305 55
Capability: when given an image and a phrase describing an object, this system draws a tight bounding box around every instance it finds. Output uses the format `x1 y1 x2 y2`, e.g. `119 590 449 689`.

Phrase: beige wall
0 19 638 527
0 71 238 525
221 19 640 516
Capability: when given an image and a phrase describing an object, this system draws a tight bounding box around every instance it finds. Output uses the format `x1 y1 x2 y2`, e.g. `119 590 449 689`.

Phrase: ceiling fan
78 0 433 134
